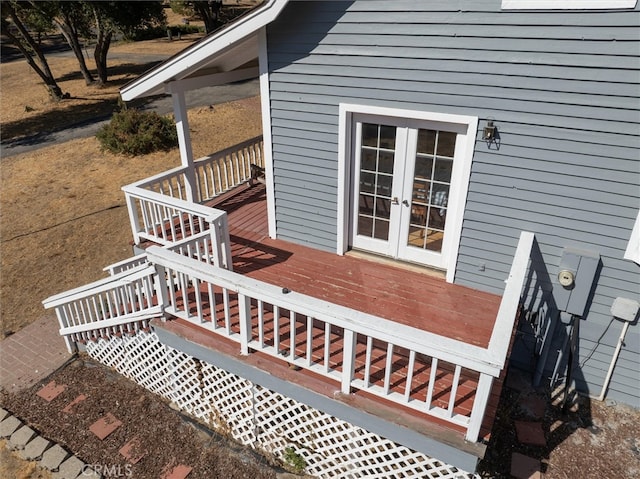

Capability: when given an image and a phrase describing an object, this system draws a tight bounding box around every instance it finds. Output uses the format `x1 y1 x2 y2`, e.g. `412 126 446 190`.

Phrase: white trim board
502 0 637 9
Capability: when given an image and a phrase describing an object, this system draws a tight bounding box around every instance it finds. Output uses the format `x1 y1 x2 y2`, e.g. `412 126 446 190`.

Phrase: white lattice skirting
85 332 477 479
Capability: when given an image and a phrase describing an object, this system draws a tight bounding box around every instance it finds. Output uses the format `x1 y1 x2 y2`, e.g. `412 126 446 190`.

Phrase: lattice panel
85 332 478 479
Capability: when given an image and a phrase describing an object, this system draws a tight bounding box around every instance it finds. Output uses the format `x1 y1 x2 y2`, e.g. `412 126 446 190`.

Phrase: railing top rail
146 245 523 376
121 185 226 222
124 135 263 191
487 231 536 368
125 165 187 190
197 135 263 163
43 264 156 309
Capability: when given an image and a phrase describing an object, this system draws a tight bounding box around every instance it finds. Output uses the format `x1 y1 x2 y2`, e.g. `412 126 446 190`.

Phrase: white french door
350 114 468 270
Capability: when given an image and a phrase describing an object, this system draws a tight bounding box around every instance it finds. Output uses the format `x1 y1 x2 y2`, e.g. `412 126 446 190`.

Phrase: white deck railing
193 136 264 203
43 232 534 441
122 136 263 248
142 231 535 441
43 264 161 353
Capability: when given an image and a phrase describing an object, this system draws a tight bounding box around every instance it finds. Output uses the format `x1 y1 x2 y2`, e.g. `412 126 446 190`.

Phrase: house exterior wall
265 0 640 407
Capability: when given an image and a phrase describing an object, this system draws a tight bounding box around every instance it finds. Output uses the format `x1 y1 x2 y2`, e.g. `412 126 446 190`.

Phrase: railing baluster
306 316 313 367
426 357 438 409
289 310 295 362
383 342 394 395
448 365 462 418
405 350 416 401
323 322 331 373
223 287 231 334
258 300 265 346
364 336 373 388
273 305 280 354
238 293 251 355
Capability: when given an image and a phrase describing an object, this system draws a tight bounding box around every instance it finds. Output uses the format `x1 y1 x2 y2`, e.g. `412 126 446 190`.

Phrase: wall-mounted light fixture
483 118 496 141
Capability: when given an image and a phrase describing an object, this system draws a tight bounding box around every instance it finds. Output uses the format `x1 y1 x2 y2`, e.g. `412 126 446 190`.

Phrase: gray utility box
553 247 600 317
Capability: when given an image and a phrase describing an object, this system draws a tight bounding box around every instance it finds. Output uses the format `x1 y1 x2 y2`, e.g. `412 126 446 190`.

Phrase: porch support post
466 372 494 442
341 329 357 394
238 293 252 355
167 83 198 203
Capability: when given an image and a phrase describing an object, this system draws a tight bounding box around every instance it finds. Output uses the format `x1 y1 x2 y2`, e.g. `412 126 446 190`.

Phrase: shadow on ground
1 61 165 149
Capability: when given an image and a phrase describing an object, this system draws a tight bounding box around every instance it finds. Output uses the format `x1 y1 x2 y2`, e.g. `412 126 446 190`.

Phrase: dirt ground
1 15 639 479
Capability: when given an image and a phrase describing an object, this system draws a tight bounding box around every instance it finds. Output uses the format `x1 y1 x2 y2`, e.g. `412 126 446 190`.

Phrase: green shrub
283 447 306 473
97 109 178 156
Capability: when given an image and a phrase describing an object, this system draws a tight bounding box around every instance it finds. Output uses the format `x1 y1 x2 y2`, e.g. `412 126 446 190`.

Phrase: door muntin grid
357 123 397 241
407 129 456 253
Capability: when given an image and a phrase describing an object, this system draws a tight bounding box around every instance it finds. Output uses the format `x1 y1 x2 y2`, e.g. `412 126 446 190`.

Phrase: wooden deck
214 183 501 349
152 183 509 448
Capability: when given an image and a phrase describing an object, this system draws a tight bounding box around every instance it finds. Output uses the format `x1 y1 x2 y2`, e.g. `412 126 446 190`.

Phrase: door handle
402 199 410 206
391 197 399 205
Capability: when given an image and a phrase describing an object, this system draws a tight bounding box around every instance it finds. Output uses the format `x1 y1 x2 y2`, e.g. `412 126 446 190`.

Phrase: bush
97 109 178 156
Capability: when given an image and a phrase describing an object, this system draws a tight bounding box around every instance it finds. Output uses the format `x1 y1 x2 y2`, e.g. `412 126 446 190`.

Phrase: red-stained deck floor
157 183 509 445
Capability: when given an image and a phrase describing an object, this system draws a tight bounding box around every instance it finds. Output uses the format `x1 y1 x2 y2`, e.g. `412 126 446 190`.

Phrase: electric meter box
553 247 600 317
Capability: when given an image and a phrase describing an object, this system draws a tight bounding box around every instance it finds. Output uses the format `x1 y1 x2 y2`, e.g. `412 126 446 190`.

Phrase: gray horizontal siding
266 1 640 407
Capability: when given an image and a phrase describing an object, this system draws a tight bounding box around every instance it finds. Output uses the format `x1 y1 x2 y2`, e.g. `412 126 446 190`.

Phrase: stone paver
40 443 70 471
0 314 70 393
9 424 35 450
37 381 67 402
0 415 23 438
89 413 123 440
0 407 9 422
520 395 546 419
515 420 547 447
161 463 193 479
18 435 51 461
53 455 85 479
510 452 541 479
78 467 102 479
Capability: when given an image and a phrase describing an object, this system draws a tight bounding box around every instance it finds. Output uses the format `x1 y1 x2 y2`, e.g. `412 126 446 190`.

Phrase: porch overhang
120 0 290 101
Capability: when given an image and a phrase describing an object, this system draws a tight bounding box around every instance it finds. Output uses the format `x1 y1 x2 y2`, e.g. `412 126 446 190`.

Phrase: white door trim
337 103 478 283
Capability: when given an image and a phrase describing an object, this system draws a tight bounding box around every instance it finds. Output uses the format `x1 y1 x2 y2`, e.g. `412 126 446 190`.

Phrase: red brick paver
0 314 70 393
36 381 67 402
119 436 146 464
161 463 193 479
515 420 547 447
511 452 541 479
62 394 87 413
89 413 123 440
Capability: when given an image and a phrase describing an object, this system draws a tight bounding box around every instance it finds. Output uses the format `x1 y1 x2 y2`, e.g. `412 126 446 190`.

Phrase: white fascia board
502 0 637 8
121 0 289 101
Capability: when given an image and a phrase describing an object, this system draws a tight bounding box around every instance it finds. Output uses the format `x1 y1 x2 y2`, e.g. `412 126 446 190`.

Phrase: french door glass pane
358 123 396 241
407 129 456 252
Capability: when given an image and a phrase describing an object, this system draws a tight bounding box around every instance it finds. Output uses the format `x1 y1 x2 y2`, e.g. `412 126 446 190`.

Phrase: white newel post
154 264 170 318
55 308 77 354
341 329 357 394
124 191 142 245
169 85 198 203
208 214 234 271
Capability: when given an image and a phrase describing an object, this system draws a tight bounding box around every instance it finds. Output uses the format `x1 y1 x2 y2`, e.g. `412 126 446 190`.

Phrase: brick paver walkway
0 314 70 393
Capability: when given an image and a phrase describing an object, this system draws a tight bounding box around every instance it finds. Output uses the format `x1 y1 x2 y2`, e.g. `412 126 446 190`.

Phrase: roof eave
120 0 288 101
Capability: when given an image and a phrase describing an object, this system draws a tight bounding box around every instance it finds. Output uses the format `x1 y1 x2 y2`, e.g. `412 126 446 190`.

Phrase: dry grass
0 35 262 336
